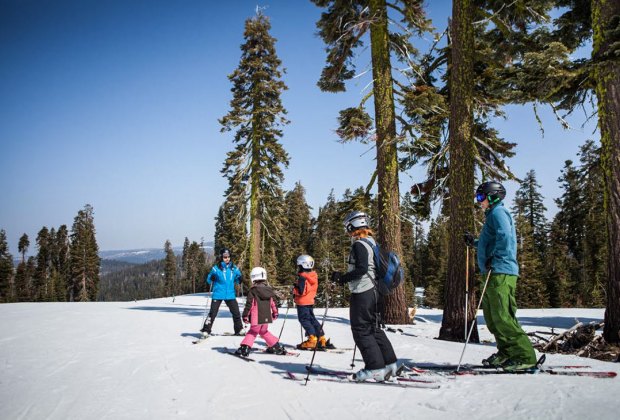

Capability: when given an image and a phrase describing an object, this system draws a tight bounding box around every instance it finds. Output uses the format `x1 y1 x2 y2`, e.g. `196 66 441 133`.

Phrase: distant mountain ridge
100 243 213 264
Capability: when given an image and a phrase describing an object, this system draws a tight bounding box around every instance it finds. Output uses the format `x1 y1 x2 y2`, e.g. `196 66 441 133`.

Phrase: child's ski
261 349 300 357
227 350 255 362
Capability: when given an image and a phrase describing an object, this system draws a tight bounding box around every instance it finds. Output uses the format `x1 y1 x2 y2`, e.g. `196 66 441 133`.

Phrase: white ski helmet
296 254 315 270
343 210 370 233
250 266 267 283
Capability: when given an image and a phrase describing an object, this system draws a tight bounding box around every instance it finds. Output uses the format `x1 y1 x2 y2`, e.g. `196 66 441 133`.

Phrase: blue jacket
206 261 242 300
475 202 519 276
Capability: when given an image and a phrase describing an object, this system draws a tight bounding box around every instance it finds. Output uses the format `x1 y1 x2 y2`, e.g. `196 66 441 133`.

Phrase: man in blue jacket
201 248 244 336
464 181 537 371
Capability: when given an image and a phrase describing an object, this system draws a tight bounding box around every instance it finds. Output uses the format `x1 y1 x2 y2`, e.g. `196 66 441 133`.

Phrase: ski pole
201 283 213 330
457 269 492 371
304 274 330 386
350 345 357 368
464 246 469 342
278 295 291 340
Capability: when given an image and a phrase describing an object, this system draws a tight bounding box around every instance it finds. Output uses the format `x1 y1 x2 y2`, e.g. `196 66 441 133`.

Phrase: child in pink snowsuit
235 267 287 357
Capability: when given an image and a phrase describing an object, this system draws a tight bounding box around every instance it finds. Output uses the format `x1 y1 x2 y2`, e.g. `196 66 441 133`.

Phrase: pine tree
53 225 70 301
422 215 448 309
164 240 176 297
312 0 433 324
545 219 575 307
578 140 607 307
18 233 29 264
401 193 425 307
219 11 290 269
0 230 14 303
69 205 100 302
185 241 206 295
34 227 51 301
554 160 585 304
278 182 313 283
533 0 620 343
311 191 350 308
513 170 549 259
181 237 190 283
514 214 548 308
404 0 561 340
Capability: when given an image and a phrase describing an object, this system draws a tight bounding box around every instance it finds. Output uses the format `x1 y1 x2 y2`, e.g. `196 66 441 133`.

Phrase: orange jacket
293 271 318 306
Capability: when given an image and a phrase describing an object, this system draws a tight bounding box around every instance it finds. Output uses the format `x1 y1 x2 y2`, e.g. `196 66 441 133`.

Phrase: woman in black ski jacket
331 211 398 382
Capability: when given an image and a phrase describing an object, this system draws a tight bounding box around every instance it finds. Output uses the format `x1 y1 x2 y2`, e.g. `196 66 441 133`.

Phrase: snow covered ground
1 295 618 420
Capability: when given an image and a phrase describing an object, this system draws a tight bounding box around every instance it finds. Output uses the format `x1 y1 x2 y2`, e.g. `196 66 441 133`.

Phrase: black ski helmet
476 181 506 204
219 248 231 259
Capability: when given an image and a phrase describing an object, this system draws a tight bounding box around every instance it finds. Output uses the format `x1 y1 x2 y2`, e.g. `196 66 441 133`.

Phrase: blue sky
0 1 597 252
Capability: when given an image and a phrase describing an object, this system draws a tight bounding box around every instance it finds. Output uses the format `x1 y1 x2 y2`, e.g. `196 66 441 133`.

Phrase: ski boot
200 321 212 338
318 336 336 350
352 366 391 382
383 362 404 380
265 342 287 355
297 335 317 350
235 344 251 357
501 359 538 372
482 352 508 367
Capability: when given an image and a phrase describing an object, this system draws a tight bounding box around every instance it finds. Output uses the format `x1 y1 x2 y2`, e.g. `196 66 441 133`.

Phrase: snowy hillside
1 296 618 420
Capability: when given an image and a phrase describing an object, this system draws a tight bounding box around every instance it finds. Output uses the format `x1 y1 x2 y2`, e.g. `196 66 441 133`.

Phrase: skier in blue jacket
200 248 244 336
464 181 537 371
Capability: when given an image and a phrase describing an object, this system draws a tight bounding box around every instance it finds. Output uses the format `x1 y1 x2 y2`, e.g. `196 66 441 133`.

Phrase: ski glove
464 231 476 247
243 316 249 324
272 311 278 320
330 271 342 283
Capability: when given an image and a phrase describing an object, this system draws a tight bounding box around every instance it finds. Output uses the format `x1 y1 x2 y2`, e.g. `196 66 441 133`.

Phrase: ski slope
1 295 618 420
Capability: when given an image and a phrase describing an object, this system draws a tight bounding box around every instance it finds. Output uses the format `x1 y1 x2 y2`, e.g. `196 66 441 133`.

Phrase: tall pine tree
164 240 177 297
578 140 607 307
513 213 548 308
513 170 549 259
34 227 51 301
219 11 290 270
312 0 432 324
69 205 100 302
278 182 313 283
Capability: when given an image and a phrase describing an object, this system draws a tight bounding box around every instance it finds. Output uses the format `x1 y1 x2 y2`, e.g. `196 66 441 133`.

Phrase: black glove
330 271 342 283
464 231 475 247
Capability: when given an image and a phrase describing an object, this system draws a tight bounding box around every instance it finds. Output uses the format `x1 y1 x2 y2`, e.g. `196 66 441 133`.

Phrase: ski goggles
475 193 487 203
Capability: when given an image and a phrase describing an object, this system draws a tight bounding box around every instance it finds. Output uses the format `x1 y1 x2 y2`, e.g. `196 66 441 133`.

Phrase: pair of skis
404 354 617 378
286 370 441 389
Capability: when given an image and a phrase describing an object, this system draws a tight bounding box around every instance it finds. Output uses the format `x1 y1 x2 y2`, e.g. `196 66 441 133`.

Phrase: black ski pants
349 288 397 370
207 299 243 334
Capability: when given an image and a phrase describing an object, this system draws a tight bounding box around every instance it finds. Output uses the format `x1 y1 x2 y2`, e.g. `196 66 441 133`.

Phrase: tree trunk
369 0 407 324
249 184 261 269
593 0 620 344
439 0 479 342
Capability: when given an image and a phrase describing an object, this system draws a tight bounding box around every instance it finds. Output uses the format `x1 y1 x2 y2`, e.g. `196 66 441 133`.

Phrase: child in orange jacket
293 255 333 350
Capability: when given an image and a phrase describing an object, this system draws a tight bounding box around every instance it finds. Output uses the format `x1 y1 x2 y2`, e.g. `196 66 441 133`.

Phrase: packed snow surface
1 295 618 420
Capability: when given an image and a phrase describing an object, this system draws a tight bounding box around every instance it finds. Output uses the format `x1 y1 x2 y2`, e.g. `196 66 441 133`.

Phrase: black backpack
360 238 404 296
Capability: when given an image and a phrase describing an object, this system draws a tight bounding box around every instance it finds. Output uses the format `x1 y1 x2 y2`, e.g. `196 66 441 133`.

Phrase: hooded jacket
242 282 279 326
293 271 318 306
206 261 242 300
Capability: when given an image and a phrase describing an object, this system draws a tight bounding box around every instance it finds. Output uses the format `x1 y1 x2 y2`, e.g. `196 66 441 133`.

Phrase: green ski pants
480 273 537 364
